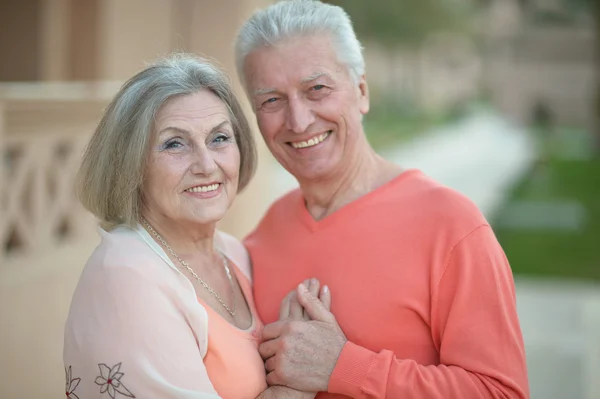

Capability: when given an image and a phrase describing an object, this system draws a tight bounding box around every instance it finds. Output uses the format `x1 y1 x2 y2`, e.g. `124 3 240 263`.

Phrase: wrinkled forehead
243 35 350 90
153 91 232 132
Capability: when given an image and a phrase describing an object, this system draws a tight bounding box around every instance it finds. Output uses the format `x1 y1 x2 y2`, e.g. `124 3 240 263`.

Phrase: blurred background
0 0 598 398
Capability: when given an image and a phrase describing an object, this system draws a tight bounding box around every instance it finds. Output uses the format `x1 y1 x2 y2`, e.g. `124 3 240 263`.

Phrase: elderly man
237 1 529 398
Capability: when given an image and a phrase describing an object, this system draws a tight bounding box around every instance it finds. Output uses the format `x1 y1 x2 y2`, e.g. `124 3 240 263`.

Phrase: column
38 0 70 81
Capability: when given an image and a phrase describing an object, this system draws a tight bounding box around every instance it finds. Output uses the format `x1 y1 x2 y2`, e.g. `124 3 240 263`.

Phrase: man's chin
287 166 336 183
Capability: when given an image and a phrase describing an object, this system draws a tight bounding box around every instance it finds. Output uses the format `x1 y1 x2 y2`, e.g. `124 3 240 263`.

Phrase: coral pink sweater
245 169 529 399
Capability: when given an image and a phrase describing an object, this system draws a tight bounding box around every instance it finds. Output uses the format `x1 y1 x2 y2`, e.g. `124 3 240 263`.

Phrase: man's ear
357 74 370 115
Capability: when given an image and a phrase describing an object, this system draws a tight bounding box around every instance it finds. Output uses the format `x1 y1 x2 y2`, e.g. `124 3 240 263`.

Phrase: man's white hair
234 0 365 88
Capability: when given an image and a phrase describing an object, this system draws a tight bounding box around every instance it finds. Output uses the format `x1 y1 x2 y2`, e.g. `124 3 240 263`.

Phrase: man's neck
299 147 403 221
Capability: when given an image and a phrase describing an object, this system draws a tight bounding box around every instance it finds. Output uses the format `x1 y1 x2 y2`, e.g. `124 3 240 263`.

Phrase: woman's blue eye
214 134 231 143
164 139 182 149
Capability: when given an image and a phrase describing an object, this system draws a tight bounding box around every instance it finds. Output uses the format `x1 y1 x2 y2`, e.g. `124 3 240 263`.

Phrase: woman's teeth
186 184 219 193
291 132 330 149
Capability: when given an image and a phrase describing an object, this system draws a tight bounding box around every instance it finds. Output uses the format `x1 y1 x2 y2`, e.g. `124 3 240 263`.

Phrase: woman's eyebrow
158 120 231 137
209 120 232 134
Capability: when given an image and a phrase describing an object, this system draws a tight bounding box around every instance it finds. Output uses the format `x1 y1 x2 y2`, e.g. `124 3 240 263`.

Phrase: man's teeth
186 184 220 193
291 132 330 149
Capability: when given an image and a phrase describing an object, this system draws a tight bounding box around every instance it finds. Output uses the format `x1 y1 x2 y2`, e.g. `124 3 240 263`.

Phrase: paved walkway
269 109 600 399
271 110 536 219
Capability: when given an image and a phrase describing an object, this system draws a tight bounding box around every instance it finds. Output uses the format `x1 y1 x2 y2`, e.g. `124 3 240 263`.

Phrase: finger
279 290 294 320
309 278 320 297
262 320 285 341
289 288 304 321
296 283 334 323
266 370 281 387
258 337 280 360
319 285 331 311
265 354 277 373
304 278 321 320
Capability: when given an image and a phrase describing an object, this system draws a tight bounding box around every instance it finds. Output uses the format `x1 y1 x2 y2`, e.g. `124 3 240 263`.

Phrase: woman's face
142 90 241 228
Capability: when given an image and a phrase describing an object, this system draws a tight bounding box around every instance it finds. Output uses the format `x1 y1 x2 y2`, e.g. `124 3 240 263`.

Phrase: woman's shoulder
215 229 252 282
90 225 166 271
66 225 211 357
75 225 183 296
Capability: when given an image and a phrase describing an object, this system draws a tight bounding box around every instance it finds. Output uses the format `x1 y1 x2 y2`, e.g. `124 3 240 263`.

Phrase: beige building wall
0 1 276 398
0 0 42 81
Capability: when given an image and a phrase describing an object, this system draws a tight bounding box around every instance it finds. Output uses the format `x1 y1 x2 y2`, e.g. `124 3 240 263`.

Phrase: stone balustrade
0 82 120 262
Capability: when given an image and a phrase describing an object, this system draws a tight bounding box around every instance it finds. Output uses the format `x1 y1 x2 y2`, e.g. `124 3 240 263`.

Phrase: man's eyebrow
253 73 331 96
301 72 330 84
254 88 278 96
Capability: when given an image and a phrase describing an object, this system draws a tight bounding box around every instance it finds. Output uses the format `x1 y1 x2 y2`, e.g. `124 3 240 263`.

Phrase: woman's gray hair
234 0 365 87
77 53 257 230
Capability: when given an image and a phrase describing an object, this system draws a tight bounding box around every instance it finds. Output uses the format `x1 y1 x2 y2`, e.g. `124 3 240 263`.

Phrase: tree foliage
324 0 473 48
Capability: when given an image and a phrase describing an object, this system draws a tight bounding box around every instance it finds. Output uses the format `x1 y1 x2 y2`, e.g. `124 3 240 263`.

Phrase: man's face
243 35 369 182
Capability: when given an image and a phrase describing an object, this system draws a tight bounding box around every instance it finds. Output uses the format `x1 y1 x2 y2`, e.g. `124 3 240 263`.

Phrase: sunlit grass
494 128 600 281
364 101 463 150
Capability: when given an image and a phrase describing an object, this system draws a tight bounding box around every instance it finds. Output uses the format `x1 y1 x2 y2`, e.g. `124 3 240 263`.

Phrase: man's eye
312 85 325 91
264 97 278 105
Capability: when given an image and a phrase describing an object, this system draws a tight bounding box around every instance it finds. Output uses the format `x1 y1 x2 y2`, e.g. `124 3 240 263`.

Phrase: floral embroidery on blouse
65 366 81 399
94 363 135 398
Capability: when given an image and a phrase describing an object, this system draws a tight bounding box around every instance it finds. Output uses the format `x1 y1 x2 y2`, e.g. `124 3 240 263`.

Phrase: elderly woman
63 54 325 399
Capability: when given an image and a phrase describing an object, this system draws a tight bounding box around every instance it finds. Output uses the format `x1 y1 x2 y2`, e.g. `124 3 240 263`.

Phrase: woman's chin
187 208 230 226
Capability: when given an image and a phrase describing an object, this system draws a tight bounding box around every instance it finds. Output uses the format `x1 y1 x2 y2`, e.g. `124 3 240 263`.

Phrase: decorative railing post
0 101 5 262
0 82 123 261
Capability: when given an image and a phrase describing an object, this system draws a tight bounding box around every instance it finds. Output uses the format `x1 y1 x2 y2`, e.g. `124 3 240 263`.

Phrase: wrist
328 341 377 396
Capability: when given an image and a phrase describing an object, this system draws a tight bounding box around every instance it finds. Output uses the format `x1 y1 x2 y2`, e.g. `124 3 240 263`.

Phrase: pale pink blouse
63 224 267 399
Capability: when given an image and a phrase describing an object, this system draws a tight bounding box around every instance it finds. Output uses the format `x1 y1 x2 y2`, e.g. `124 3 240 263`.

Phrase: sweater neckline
296 168 422 232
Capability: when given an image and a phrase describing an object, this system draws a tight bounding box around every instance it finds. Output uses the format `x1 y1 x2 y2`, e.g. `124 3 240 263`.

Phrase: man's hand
260 284 347 392
279 278 331 321
258 386 316 399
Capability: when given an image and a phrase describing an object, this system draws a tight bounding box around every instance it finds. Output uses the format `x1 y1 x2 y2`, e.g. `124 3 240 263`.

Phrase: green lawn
494 148 600 281
364 113 439 150
363 102 461 151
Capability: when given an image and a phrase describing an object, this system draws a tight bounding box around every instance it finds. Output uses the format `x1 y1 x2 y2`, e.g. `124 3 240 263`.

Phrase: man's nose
285 97 315 134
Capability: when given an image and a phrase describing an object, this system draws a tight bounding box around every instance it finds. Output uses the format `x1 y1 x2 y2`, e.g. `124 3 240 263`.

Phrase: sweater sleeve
63 265 222 399
327 225 529 399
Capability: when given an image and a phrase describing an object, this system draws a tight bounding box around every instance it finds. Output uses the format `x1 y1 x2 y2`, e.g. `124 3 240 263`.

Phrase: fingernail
323 285 329 293
311 277 318 285
298 283 308 293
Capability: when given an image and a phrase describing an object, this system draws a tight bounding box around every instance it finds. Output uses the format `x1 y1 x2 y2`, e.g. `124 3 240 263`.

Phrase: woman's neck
141 213 217 259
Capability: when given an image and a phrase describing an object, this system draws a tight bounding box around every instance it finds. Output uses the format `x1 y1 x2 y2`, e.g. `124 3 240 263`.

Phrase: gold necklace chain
142 219 237 317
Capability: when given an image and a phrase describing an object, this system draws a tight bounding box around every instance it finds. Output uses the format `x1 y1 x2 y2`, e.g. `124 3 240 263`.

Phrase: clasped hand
259 279 347 393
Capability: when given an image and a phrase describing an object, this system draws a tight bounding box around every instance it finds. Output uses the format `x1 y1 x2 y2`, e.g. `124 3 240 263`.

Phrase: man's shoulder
385 171 488 229
246 188 303 238
267 187 303 214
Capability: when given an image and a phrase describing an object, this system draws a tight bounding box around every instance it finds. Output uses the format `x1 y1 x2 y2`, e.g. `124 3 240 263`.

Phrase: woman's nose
190 147 217 175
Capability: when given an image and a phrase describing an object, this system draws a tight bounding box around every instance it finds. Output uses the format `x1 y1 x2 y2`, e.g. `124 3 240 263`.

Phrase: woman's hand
279 278 331 321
